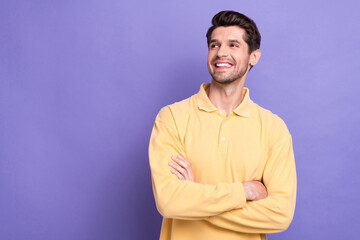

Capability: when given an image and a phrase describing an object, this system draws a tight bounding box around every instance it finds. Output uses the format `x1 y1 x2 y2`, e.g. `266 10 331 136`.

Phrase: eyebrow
209 39 241 44
228 39 241 44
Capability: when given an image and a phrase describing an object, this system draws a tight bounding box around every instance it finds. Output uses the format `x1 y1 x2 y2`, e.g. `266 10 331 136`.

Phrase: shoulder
155 95 196 140
253 103 291 139
156 95 195 123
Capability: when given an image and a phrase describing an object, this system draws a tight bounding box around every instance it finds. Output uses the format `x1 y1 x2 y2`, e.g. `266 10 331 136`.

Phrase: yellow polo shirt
149 83 297 240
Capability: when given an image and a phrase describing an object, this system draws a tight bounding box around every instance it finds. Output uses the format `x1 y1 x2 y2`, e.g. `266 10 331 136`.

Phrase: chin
212 76 237 85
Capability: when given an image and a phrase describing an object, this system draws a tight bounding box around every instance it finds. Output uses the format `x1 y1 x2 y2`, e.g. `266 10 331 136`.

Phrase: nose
216 45 229 58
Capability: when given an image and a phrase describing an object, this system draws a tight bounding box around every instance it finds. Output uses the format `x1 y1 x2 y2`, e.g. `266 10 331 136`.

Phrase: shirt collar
196 83 253 118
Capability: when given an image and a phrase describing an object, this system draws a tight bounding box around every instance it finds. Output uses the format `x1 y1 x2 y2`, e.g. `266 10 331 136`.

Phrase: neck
206 78 246 116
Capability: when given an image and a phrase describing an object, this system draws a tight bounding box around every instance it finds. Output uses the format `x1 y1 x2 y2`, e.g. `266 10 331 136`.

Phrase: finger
178 155 194 178
168 161 189 179
170 168 185 180
171 155 190 169
172 155 193 180
171 157 191 179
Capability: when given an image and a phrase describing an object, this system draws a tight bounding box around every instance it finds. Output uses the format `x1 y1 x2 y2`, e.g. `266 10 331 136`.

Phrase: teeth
216 63 231 67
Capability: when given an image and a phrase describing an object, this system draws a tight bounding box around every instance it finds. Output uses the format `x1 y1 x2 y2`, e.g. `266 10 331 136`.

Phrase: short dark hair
206 11 261 54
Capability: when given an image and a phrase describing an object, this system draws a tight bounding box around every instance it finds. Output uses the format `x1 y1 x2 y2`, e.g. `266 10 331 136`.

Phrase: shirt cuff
231 182 247 209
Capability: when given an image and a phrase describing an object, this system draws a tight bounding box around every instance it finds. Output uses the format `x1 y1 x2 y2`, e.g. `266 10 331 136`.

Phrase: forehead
210 26 246 42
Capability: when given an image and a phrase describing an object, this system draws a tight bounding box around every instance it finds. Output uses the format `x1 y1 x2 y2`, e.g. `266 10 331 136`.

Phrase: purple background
1 1 359 239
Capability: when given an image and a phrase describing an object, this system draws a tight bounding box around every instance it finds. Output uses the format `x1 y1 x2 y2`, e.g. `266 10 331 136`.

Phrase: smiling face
207 26 251 85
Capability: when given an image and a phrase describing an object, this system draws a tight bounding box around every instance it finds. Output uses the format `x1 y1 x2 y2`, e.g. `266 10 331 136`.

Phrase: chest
183 114 267 183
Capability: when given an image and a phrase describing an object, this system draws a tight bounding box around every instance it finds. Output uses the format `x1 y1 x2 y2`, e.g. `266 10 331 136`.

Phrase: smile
214 61 233 69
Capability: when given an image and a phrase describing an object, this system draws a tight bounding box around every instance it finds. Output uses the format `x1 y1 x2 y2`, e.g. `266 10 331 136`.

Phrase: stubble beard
210 65 249 85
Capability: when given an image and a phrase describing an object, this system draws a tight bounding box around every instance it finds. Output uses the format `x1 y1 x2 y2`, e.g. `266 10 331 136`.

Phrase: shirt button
222 123 226 127
222 137 226 141
219 111 223 115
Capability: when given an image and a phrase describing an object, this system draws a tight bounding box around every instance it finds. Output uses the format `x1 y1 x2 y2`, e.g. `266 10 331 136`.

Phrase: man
149 10 296 240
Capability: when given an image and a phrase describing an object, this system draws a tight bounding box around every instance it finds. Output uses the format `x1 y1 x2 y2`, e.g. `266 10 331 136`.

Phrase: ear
249 49 261 66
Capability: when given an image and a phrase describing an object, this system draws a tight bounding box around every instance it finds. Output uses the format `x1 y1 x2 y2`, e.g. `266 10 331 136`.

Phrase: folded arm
149 107 247 220
170 155 268 201
205 121 297 233
169 119 297 233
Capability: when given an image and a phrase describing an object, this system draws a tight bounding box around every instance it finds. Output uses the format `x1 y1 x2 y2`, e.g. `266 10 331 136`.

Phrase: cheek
207 52 213 61
207 54 213 67
235 54 249 66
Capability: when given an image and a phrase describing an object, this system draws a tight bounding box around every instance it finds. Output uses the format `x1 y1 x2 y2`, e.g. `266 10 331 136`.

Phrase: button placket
219 117 228 145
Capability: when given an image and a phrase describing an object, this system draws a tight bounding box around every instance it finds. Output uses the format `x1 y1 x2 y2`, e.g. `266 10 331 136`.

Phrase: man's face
207 26 251 84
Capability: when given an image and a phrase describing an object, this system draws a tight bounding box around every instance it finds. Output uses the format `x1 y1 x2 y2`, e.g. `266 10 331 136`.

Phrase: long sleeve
149 106 247 220
205 119 297 233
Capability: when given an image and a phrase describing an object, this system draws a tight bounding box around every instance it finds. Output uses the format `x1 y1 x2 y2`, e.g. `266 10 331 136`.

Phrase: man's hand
242 181 268 201
169 155 195 182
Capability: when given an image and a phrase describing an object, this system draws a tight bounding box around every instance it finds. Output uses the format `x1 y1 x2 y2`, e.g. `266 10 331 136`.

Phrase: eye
230 44 238 48
210 44 219 49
